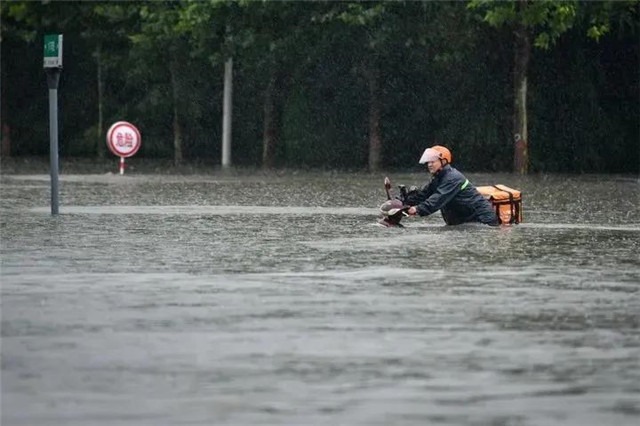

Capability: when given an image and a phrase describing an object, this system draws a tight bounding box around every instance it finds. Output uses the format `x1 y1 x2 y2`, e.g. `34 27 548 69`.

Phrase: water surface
1 170 639 425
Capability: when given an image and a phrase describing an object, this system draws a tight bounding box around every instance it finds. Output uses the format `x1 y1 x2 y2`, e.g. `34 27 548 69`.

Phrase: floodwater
1 167 639 426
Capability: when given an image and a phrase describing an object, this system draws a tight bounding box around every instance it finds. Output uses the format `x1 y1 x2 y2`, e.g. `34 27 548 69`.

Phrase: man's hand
407 206 418 216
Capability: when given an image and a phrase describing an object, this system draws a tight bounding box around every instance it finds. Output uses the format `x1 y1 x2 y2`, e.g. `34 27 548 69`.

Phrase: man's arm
414 177 460 217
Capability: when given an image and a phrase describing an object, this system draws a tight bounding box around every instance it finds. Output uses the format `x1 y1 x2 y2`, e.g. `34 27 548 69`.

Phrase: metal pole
222 57 233 168
47 69 61 215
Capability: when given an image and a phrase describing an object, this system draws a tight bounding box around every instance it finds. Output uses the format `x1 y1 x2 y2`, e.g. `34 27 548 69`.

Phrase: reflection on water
1 171 639 425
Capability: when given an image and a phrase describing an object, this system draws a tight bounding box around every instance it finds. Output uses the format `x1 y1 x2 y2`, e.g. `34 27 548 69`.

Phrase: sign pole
44 34 63 215
119 156 125 175
47 69 61 214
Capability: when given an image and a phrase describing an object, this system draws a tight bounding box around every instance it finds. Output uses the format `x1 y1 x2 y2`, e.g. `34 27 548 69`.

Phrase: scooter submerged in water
377 177 417 228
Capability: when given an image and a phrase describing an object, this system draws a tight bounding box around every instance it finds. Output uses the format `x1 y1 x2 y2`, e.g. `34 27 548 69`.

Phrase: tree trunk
367 65 382 172
169 56 183 166
262 59 291 169
96 41 105 159
513 8 530 174
222 57 233 167
262 64 278 169
1 50 10 157
1 123 10 157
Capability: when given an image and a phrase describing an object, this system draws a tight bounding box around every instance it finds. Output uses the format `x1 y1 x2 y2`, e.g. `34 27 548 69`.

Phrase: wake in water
27 205 640 233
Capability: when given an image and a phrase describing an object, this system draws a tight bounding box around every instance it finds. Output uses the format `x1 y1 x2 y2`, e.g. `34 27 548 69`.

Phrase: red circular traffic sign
106 121 141 158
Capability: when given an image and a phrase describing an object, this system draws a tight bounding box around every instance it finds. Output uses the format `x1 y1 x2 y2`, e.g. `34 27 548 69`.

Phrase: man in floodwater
404 145 499 226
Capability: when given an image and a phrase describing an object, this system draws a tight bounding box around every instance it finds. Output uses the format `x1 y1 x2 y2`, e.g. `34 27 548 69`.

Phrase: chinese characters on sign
115 132 134 148
43 34 63 68
45 40 56 53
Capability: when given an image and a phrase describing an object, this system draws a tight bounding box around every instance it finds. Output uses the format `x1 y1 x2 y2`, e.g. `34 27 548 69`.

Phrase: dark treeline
1 1 638 173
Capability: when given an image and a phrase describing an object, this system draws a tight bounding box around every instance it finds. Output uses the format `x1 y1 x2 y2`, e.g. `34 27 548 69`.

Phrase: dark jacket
406 165 498 226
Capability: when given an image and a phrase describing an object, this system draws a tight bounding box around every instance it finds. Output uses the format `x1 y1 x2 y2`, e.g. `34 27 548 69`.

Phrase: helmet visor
419 148 441 164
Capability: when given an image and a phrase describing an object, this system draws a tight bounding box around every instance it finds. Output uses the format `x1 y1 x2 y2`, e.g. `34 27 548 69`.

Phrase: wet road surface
1 170 639 425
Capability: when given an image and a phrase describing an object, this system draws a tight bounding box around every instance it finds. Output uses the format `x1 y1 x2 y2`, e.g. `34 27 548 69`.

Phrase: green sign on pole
43 34 63 68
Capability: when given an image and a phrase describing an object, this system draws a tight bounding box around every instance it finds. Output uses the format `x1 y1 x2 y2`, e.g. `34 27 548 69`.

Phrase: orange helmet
419 145 452 165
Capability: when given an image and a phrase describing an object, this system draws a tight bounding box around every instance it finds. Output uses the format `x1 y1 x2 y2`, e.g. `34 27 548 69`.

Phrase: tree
178 0 237 166
251 2 315 169
468 0 638 174
1 1 98 156
80 3 138 158
130 1 192 165
314 2 392 172
231 1 311 169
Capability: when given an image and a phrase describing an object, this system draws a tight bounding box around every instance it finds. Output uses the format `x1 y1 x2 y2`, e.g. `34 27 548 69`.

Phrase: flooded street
1 167 639 425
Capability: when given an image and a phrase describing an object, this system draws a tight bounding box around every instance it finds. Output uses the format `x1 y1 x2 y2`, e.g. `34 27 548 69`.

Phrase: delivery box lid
477 184 521 202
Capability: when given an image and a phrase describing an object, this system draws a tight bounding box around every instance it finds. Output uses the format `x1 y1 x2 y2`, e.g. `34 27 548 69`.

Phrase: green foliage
468 0 579 49
469 0 638 49
530 30 639 173
0 1 637 172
